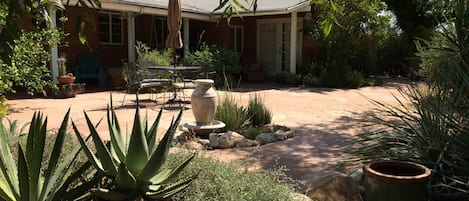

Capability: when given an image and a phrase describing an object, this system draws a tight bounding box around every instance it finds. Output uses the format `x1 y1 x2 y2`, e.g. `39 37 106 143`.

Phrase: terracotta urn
191 79 217 126
363 160 431 201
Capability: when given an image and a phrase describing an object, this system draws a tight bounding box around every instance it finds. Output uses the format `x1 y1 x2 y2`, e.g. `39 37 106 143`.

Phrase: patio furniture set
121 60 215 106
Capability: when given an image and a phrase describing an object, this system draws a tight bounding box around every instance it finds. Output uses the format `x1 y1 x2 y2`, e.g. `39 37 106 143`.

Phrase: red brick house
51 0 319 85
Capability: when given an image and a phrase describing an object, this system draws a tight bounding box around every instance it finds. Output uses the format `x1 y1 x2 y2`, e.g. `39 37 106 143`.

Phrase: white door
258 19 301 77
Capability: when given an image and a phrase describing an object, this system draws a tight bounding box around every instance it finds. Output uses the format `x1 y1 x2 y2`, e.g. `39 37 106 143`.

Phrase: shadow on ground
207 108 381 186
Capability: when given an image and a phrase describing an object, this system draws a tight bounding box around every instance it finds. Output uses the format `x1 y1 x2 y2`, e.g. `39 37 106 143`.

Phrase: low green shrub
302 61 370 88
247 94 272 127
0 29 62 95
275 72 300 85
345 70 366 88
135 41 173 67
167 151 300 201
184 44 241 88
303 73 321 87
242 126 263 140
215 94 250 131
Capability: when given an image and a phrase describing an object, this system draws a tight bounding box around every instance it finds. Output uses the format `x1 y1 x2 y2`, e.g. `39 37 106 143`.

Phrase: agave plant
0 109 98 201
72 100 196 201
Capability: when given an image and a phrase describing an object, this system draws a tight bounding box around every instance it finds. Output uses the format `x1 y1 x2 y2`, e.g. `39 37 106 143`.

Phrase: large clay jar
191 79 217 125
363 160 431 201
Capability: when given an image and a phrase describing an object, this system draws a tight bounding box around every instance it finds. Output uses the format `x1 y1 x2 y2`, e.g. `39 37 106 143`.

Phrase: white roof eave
64 0 310 21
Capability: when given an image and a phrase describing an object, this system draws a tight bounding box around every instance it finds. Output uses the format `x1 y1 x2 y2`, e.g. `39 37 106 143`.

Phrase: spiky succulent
72 99 196 201
0 110 98 201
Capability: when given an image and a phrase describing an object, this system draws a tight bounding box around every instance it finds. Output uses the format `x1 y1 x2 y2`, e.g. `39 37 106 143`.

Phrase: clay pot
57 76 76 84
363 160 431 201
191 79 217 126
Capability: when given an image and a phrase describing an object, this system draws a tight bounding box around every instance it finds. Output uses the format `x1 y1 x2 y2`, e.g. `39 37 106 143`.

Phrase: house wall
58 6 320 85
188 19 234 50
231 13 321 74
59 7 128 78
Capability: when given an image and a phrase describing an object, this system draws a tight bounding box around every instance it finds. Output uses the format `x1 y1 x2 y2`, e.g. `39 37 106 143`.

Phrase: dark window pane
112 24 121 33
112 34 121 43
100 33 110 43
98 12 123 44
98 14 108 22
99 23 109 33
111 15 120 24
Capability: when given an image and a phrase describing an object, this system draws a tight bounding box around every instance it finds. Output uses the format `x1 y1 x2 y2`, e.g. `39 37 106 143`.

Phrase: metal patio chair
121 60 172 105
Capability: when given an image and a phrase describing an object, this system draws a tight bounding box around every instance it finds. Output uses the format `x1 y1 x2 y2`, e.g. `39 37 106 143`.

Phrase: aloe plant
0 109 98 201
73 100 196 201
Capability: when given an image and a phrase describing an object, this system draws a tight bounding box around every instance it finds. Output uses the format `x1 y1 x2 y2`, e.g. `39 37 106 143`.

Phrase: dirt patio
5 79 411 185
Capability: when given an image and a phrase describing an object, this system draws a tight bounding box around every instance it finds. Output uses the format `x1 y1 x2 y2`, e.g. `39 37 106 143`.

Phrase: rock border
173 124 295 150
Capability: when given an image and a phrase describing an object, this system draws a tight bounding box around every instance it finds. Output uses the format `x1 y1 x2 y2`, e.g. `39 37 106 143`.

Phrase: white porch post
127 12 136 64
183 18 190 53
49 5 59 82
289 11 297 74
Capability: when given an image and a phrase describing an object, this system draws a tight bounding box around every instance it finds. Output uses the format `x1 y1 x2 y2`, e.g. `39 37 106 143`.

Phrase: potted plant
108 67 124 87
57 57 76 84
363 160 431 201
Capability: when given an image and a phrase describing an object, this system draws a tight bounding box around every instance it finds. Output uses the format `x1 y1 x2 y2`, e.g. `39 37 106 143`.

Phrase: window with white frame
98 12 123 44
233 26 243 53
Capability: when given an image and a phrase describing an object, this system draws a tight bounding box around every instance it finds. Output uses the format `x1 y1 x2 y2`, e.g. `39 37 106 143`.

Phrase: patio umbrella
166 0 183 67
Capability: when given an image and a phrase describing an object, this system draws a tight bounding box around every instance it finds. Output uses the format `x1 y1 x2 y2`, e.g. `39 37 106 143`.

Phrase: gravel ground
5 78 413 185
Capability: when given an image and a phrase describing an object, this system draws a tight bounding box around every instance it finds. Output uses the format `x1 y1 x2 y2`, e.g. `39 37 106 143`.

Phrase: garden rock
284 130 295 138
256 133 276 145
197 138 210 147
347 166 365 195
273 130 288 141
182 141 204 150
305 173 363 201
229 131 246 143
236 139 260 147
209 133 234 149
174 131 195 144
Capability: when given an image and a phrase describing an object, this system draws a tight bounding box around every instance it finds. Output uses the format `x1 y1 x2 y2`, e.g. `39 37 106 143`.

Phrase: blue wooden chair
74 53 105 86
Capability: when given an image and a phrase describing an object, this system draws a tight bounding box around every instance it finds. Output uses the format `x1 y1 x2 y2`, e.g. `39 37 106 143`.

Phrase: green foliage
349 1 469 200
310 0 342 38
215 94 250 131
345 70 366 89
184 44 214 68
416 1 469 92
303 73 322 87
136 41 173 67
247 94 272 127
349 86 469 200
0 0 100 62
242 126 263 140
108 67 124 77
307 0 392 76
0 96 9 117
212 0 253 24
0 110 96 201
73 98 196 200
184 44 241 88
0 29 63 95
302 61 368 88
383 0 446 42
167 151 299 201
274 72 300 86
